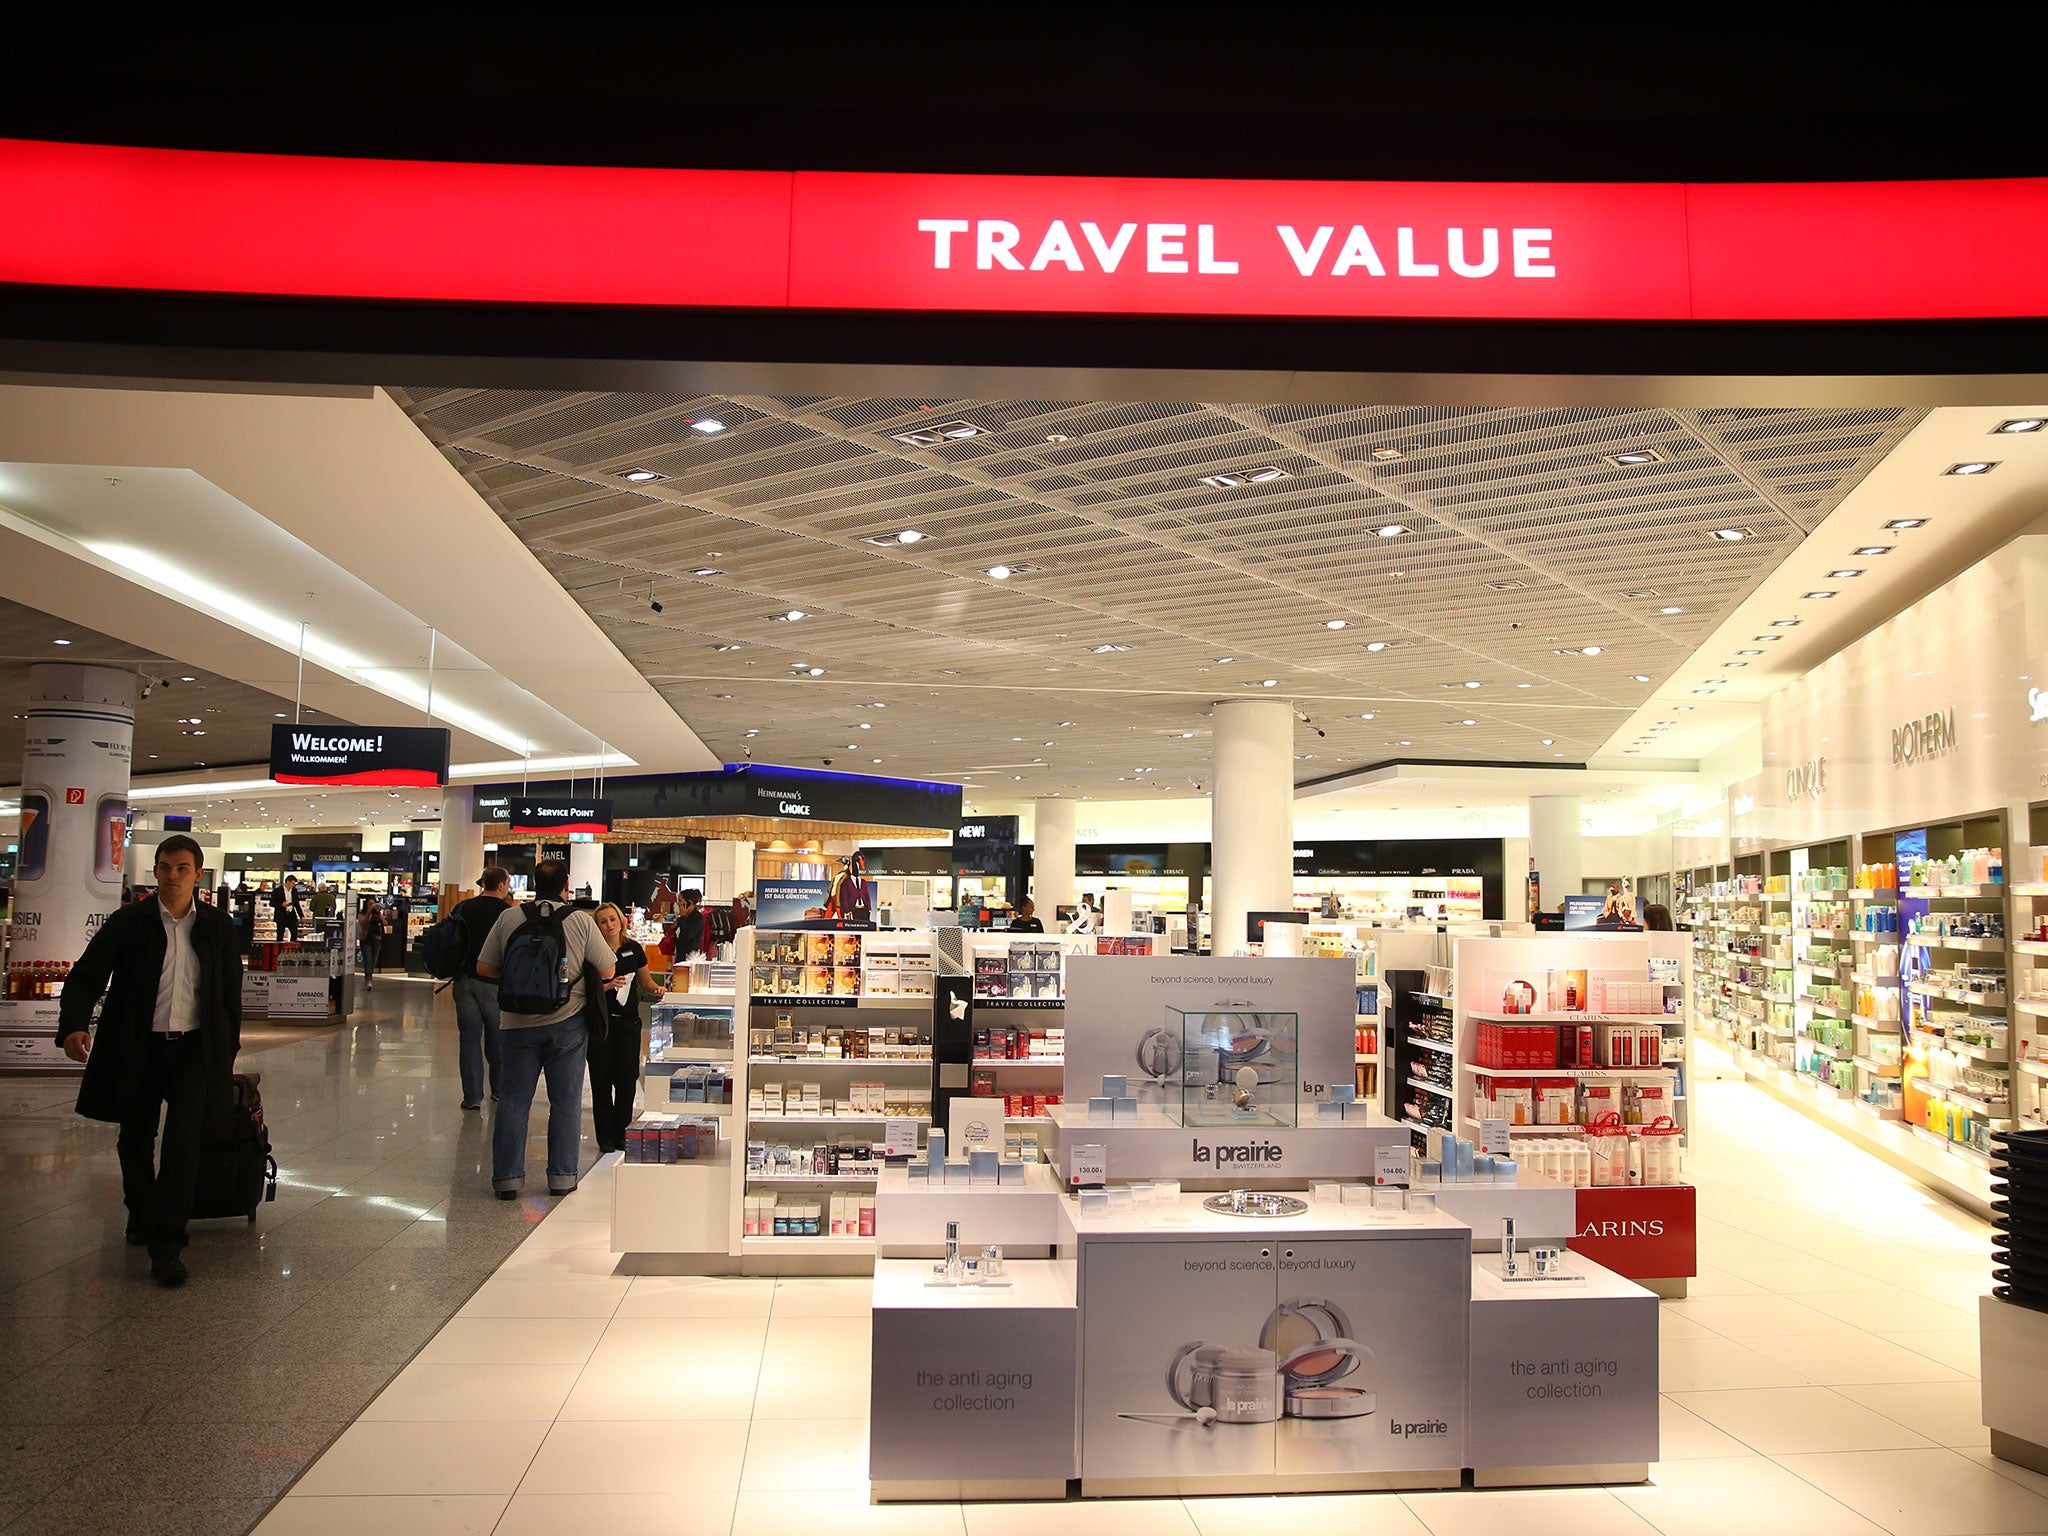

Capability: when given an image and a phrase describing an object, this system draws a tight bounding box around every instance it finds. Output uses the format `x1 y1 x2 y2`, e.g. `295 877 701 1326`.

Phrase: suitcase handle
264 1153 278 1202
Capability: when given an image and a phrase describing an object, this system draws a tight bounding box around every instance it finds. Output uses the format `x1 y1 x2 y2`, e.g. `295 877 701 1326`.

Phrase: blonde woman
589 903 661 1154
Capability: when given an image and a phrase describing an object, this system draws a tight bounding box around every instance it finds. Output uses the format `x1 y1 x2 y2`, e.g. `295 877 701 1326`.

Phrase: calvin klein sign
1892 708 1957 767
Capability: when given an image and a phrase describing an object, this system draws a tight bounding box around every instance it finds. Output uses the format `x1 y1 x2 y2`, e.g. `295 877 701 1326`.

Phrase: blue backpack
497 903 574 1015
418 913 470 981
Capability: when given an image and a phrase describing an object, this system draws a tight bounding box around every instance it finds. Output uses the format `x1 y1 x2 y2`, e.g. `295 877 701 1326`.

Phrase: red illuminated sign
2 138 2046 322
1569 1185 1697 1280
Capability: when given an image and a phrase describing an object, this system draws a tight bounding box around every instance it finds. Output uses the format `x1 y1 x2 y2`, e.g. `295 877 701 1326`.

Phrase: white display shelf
1907 934 2008 952
1906 1123 1994 1166
2010 883 2048 897
970 1056 1065 1068
751 994 933 1008
2020 997 2048 1018
748 1056 934 1067
1850 1054 1902 1075
2014 941 2048 956
660 989 738 1004
2017 1060 2048 1079
1805 1001 1856 1020
1465 1062 1674 1079
1355 1051 1380 1063
1933 1085 2009 1117
1903 884 2007 898
1907 982 2007 1006
741 1235 875 1254
1408 1077 1454 1099
1462 1117 1582 1135
1465 1009 1667 1024
748 1113 930 1124
745 1171 882 1184
1410 1036 1455 1055
1850 934 1902 946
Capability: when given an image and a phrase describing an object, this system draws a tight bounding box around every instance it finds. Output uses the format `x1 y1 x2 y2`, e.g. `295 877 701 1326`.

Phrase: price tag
1478 1117 1514 1159
883 1118 919 1160
1373 1141 1410 1188
1071 1143 1108 1189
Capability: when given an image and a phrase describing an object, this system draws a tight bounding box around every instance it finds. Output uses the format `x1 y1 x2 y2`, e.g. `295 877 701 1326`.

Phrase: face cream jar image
1209 1347 1281 1423
1168 1341 1232 1410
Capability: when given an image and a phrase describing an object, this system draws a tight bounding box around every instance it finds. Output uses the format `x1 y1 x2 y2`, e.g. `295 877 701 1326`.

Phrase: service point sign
507 797 613 836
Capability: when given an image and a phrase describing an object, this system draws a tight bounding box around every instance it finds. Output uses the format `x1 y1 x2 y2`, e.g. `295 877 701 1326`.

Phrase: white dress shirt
155 902 202 1035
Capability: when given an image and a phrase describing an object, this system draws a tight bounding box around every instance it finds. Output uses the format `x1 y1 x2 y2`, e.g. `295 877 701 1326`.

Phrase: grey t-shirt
477 899 615 1029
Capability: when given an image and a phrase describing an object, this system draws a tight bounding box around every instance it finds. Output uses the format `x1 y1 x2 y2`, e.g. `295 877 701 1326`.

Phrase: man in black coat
57 834 243 1287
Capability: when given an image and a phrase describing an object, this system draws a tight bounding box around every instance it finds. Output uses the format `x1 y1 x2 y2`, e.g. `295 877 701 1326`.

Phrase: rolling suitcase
191 1072 278 1223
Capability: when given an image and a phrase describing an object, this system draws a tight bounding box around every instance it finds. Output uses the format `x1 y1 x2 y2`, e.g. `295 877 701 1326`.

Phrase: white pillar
568 841 604 900
439 790 486 904
1211 699 1295 957
1528 796 1584 915
1033 797 1077 911
701 840 755 905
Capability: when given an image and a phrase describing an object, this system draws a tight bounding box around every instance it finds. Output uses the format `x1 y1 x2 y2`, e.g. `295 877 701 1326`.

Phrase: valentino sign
1892 708 1959 767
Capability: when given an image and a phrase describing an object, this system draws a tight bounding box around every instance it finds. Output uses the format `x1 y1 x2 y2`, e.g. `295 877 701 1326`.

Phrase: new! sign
4 139 2048 322
269 724 450 788
1569 1185 1697 1280
506 797 614 836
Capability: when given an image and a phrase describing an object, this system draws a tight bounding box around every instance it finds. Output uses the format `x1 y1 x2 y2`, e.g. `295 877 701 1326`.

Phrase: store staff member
1009 897 1045 933
56 835 243 1288
1066 893 1099 934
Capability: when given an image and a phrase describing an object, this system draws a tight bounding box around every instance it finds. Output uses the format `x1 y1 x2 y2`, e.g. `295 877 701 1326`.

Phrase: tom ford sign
1892 708 1958 767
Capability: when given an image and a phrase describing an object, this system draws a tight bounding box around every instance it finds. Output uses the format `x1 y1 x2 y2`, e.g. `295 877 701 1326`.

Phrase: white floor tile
1611 1453 1887 1536
733 1488 967 1535
1184 1492 1429 1536
755 1360 873 1419
1792 1289 1977 1333
291 1420 550 1496
458 1277 631 1319
491 1242 629 1280
1400 1486 1657 1535
494 1491 736 1536
765 1315 873 1364
1665 1294 1858 1338
1836 1381 1991 1449
773 1276 878 1317
963 1501 1200 1536
1657 1308 1719 1342
554 1358 760 1421
252 1495 508 1536
413 1317 608 1366
739 1415 870 1491
1736 1332 1970 1386
1682 1266 1766 1297
1656 1335 1812 1391
1667 1386 1934 1455
362 1362 583 1421
616 1274 777 1318
1712 1256 1896 1294
588 1315 769 1368
1889 1329 1981 1376
519 1418 751 1494
1959 1447 2048 1499
1776 1446 2048 1535
1657 1397 1750 1460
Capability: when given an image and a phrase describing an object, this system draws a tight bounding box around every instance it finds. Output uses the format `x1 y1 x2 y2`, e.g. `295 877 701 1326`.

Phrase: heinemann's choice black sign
508 797 614 836
270 724 451 788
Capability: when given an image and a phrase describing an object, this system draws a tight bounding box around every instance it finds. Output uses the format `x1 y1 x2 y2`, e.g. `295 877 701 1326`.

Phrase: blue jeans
452 973 503 1105
493 1018 588 1192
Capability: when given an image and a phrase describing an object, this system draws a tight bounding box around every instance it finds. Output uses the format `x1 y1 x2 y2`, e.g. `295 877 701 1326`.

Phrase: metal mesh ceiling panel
388 388 1923 801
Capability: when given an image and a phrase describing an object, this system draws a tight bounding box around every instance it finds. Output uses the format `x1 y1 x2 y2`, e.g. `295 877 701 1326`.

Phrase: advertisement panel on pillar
951 815 1022 896
507 798 614 837
269 724 451 787
8 665 135 1008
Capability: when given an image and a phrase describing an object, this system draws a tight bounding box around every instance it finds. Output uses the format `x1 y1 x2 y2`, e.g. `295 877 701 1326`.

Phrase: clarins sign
1892 708 1958 767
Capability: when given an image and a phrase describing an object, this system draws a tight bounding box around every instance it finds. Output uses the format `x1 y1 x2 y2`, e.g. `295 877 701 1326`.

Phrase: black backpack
498 903 574 1015
192 1073 277 1223
418 911 470 980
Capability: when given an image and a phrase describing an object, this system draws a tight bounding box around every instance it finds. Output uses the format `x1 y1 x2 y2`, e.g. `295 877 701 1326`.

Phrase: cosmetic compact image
1129 1340 1278 1427
1169 1008 1300 1126
1259 1297 1377 1420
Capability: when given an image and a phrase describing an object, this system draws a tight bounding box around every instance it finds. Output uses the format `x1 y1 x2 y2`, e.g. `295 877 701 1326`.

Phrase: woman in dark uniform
590 902 661 1154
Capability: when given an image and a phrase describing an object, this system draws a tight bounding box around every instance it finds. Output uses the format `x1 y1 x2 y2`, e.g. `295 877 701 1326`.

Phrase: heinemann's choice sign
507 798 614 836
269 724 451 787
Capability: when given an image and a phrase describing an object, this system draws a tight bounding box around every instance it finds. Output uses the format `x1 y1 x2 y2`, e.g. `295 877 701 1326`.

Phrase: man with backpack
474 859 614 1198
444 865 516 1110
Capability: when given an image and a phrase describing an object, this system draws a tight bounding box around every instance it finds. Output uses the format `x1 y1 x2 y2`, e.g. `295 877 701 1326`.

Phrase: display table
875 1161 1067 1257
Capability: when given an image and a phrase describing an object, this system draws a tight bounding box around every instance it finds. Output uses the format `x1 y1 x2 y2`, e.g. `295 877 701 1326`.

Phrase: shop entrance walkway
0 977 561 1536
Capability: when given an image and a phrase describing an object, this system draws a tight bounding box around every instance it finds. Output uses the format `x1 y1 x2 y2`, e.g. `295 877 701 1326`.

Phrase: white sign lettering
1892 708 1957 767
1786 756 1828 801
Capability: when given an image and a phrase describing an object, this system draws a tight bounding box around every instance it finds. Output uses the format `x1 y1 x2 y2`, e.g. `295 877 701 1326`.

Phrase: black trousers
116 1032 209 1259
588 1019 643 1153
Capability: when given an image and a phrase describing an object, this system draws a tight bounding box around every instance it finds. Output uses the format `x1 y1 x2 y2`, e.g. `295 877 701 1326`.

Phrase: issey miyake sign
270 724 451 788
507 797 614 836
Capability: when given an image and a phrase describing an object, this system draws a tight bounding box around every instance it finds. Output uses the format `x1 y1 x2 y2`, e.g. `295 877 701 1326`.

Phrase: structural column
567 841 605 900
1528 796 1584 916
701 839 756 904
438 789 486 906
1210 699 1295 956
1032 797 1077 913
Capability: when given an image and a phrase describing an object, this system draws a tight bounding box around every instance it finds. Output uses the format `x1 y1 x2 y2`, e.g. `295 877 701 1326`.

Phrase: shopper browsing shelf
273 874 301 942
589 901 661 1154
475 858 614 1198
449 866 518 1110
54 835 243 1288
661 888 707 964
1009 897 1045 933
356 898 385 991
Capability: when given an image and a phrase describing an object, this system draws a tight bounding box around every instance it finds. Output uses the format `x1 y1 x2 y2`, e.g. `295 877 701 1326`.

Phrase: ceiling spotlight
808 668 824 677
1374 524 1409 538
1359 712 1375 720
1772 618 1801 627
1460 718 1477 726
1801 590 1837 600
1088 644 1129 654
1516 681 1533 688
692 567 722 576
1726 661 1748 668
1708 528 1754 542
1621 588 1660 600
1580 645 1604 656
1541 738 1555 745
780 610 807 621
1605 449 1664 467
1658 606 1685 616
649 597 664 614
1629 674 1650 682
1046 433 1070 443
1884 518 1929 530
689 418 726 434
616 467 667 483
1214 657 1236 664
52 638 70 646
1462 680 1482 689
1737 648 1763 656
1323 619 1349 630
1246 466 1291 483
1994 418 2047 434
1852 546 1893 557
1365 642 1389 653
1692 688 1716 696
1260 680 1279 687
1366 446 1405 462
1486 579 1528 592
1945 461 1999 476
1197 472 1246 489
986 566 1012 580
1675 705 1693 712
713 643 743 652
1826 569 1864 579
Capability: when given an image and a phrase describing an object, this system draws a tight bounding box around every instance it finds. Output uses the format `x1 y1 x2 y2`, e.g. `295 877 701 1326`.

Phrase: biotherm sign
3 140 2048 322
269 724 450 788
507 797 614 836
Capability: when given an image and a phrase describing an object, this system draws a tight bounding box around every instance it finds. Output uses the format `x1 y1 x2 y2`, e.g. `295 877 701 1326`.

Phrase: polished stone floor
0 977 581 1536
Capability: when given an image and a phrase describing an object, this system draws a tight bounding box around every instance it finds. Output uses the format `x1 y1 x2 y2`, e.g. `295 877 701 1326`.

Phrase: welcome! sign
269 724 451 788
3 139 2047 322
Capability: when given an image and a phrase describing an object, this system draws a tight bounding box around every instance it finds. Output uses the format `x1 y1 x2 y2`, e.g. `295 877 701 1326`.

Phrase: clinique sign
1892 708 1958 767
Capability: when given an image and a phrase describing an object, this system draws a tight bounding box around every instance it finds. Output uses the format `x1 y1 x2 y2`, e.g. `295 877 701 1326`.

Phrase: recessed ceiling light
986 565 1013 580
1852 546 1892 557
1485 579 1527 592
1994 417 2046 434
1463 680 1482 689
1675 705 1694 712
1629 674 1650 682
1541 737 1555 745
1620 587 1660 599
1323 619 1348 630
1088 644 1129 654
1605 449 1664 467
1460 718 1477 726
1692 688 1716 696
1708 528 1753 542
688 418 725 434
1737 648 1763 656
692 567 722 576
1374 524 1409 538
1945 461 1999 476
1658 605 1684 615
1580 645 1604 656
1802 590 1837 600
1246 466 1291 483
1772 618 1801 627
713 643 743 652
1366 446 1405 462
1826 568 1864 579
1725 661 1748 668
1359 712 1375 720
616 467 667 483
1515 682 1533 688
1884 519 1929 533
767 610 807 622
52 638 70 645
1261 680 1279 688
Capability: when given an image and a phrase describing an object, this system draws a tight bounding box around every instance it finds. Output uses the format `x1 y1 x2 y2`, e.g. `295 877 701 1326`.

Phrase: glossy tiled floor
0 978 576 1536
9 996 2048 1536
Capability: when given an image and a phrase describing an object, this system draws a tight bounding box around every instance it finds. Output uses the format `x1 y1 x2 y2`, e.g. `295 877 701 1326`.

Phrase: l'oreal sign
1893 708 1958 766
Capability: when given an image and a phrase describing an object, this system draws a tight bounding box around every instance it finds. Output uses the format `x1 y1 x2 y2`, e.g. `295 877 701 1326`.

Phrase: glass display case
649 1001 736 1059
1168 1007 1299 1127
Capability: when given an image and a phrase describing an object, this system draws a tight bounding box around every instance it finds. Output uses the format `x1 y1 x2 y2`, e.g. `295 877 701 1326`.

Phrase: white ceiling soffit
1597 403 2048 763
0 383 717 777
390 388 1924 799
